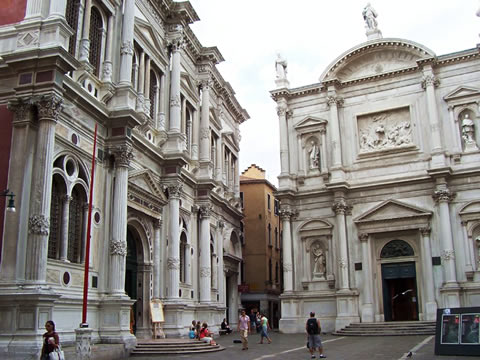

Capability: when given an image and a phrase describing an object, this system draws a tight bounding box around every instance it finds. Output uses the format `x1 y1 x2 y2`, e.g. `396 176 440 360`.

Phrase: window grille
380 240 414 258
68 187 83 263
48 180 62 259
88 7 103 77
180 235 187 282
65 0 80 56
149 70 156 119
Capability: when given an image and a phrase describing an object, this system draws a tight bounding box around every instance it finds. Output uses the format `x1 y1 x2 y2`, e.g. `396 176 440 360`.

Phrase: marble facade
0 0 248 358
272 13 480 334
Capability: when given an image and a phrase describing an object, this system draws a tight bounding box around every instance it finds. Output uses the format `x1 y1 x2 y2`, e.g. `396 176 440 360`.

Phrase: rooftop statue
362 3 378 30
275 53 290 88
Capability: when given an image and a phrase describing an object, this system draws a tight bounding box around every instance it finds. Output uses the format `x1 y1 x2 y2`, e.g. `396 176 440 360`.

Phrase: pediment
128 169 166 203
444 86 480 102
135 18 164 56
299 219 333 232
294 116 328 131
355 199 432 223
320 39 435 83
181 72 199 101
459 200 480 215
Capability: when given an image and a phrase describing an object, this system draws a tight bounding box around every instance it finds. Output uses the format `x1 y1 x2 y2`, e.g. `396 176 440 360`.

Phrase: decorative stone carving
17 31 40 48
102 61 112 80
359 233 369 242
29 214 50 235
120 41 134 56
433 189 456 203
332 199 349 215
200 267 211 277
276 105 287 117
419 226 431 236
199 204 213 219
169 37 185 52
167 257 180 269
112 145 133 167
279 208 295 220
362 3 378 30
167 183 183 199
170 94 181 108
441 249 455 261
380 240 414 258
8 99 33 123
338 258 348 269
110 240 127 256
311 242 326 279
421 74 440 89
358 107 413 153
153 218 162 229
35 95 63 121
308 140 320 170
461 114 478 151
326 96 344 108
200 79 212 91
200 128 210 139
283 263 293 272
275 53 288 80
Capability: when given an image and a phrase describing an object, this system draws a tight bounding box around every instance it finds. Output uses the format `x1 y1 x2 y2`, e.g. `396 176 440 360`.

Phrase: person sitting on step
221 318 232 334
199 322 216 346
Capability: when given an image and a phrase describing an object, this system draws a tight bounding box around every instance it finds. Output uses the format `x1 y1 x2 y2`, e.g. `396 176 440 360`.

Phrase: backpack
307 318 319 335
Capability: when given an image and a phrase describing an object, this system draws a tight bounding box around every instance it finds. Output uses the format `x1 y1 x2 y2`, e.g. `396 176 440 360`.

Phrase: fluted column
26 95 62 282
169 38 183 132
199 79 211 163
199 205 212 303
422 66 444 166
153 218 162 298
433 188 457 284
102 14 114 82
326 94 344 168
276 99 290 176
279 208 295 292
48 0 67 18
167 183 182 299
332 198 350 291
78 0 92 62
419 226 437 320
359 233 374 322
60 195 73 261
119 0 135 85
109 145 133 294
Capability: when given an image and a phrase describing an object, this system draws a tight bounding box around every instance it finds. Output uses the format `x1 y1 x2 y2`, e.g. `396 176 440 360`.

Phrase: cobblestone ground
131 331 472 360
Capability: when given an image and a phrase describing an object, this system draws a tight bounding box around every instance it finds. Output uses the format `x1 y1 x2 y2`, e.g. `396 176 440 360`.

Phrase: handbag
48 346 65 360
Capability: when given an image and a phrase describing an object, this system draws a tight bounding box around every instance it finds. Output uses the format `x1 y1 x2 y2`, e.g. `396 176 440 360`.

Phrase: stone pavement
130 331 472 360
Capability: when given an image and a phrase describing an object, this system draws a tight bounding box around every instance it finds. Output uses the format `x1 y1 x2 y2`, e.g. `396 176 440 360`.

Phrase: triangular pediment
355 199 432 223
129 169 166 202
135 19 165 57
294 116 328 130
444 86 480 101
181 72 200 101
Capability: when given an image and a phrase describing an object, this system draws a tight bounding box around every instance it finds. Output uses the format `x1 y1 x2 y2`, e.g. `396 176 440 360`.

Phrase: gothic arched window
380 240 414 258
65 0 80 56
68 185 85 263
89 7 103 76
48 176 64 259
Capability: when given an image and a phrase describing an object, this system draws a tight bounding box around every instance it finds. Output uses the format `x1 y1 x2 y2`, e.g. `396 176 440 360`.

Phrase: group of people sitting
189 320 218 346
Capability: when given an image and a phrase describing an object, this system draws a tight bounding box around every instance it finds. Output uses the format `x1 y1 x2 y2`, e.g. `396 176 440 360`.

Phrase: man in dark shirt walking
306 312 326 359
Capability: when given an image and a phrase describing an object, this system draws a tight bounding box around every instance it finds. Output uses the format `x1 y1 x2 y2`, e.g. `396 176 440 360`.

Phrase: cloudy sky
188 0 479 185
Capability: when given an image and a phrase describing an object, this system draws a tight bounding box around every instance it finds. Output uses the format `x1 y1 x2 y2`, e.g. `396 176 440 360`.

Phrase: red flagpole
82 123 97 326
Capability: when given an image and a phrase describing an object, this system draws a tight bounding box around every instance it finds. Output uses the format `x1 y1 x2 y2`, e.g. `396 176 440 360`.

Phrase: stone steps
130 339 225 356
334 321 436 336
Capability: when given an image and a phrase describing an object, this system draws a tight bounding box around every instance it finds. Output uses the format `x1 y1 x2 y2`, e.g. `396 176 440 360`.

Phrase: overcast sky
188 0 479 186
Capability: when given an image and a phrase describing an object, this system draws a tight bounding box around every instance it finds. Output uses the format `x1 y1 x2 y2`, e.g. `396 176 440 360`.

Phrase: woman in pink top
237 310 251 350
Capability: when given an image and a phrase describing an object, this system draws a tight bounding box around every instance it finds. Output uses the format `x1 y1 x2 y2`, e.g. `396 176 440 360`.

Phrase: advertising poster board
461 314 480 345
150 299 164 323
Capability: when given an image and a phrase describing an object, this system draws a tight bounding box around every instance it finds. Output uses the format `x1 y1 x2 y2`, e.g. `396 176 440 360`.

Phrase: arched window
48 176 64 259
380 240 414 258
149 69 157 119
65 0 80 56
88 7 103 77
180 233 187 282
68 185 84 263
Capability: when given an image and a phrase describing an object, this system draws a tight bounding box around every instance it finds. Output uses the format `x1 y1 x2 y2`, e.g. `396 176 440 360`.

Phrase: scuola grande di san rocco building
272 6 480 334
0 0 248 358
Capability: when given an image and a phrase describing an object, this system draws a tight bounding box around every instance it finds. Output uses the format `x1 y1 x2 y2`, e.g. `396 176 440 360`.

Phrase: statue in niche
308 140 320 170
461 114 478 151
275 53 288 80
312 243 326 279
362 3 378 30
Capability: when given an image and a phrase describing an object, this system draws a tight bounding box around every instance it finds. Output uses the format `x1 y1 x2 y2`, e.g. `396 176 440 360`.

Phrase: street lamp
2 189 15 213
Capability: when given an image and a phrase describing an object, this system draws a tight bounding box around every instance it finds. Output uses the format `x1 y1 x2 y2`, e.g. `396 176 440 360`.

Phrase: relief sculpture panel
357 107 413 154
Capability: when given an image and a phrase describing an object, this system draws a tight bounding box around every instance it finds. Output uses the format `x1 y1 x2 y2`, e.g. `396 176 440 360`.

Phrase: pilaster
199 204 212 303
419 226 437 320
359 233 374 322
279 207 295 292
166 182 182 300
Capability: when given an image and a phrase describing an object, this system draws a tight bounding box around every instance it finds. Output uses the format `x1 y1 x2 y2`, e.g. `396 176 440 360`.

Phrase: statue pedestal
366 28 382 40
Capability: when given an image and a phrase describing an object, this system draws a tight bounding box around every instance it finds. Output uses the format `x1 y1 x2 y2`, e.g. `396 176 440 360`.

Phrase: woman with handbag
41 320 63 360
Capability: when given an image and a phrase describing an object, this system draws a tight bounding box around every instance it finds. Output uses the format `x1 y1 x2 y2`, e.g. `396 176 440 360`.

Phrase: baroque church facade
0 0 248 358
272 8 480 333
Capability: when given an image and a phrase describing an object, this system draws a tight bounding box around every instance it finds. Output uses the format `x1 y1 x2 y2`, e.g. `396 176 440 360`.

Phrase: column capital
421 74 440 89
326 96 344 108
276 102 289 117
8 98 34 124
112 145 134 167
433 189 455 203
199 204 213 219
279 207 296 221
153 218 162 229
28 214 50 235
419 226 431 236
35 94 63 121
167 182 183 199
359 233 369 242
110 240 127 256
63 195 73 203
199 78 213 91
169 36 185 52
332 199 349 215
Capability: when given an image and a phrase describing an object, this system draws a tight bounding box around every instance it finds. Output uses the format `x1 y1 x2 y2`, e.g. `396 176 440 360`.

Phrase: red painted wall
0 106 13 260
0 0 27 26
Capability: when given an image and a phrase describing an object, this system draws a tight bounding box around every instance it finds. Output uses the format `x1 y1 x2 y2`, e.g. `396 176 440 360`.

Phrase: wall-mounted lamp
2 189 15 213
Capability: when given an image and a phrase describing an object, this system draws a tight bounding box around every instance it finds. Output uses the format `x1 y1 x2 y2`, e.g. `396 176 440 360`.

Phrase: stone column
26 95 63 282
422 67 444 166
158 73 166 131
60 195 72 261
326 94 344 168
332 198 350 291
153 218 162 298
199 80 211 176
359 233 374 322
419 226 437 320
102 14 114 83
279 208 295 292
276 99 290 176
461 221 475 274
136 51 145 112
119 0 135 85
169 38 183 132
447 106 462 154
167 183 182 299
320 126 328 173
109 145 133 295
78 0 92 62
199 205 212 303
25 0 45 19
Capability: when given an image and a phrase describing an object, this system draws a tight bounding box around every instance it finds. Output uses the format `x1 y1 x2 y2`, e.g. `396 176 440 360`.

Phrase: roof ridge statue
275 53 290 89
363 3 382 40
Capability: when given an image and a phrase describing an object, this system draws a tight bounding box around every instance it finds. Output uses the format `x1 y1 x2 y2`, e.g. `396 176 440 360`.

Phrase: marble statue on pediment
363 3 382 40
275 53 290 88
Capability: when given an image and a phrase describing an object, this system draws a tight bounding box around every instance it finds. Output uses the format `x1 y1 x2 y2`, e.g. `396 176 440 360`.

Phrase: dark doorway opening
125 229 138 334
382 262 419 322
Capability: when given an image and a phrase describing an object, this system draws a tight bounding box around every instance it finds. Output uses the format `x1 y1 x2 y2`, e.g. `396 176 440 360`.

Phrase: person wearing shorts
306 312 326 359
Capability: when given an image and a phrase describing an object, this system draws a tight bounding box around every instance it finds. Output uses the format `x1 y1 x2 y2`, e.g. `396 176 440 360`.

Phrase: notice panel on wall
150 299 164 323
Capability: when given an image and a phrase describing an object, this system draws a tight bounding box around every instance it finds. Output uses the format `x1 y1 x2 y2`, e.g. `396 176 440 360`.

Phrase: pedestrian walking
306 311 326 359
248 309 257 333
40 320 61 360
258 313 272 344
255 312 262 333
237 310 251 350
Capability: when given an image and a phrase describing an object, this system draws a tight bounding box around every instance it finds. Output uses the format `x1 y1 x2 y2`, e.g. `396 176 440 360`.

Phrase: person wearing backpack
305 312 326 359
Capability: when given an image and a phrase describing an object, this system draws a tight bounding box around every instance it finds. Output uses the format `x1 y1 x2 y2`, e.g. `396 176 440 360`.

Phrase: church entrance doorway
381 262 419 321
126 228 138 334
